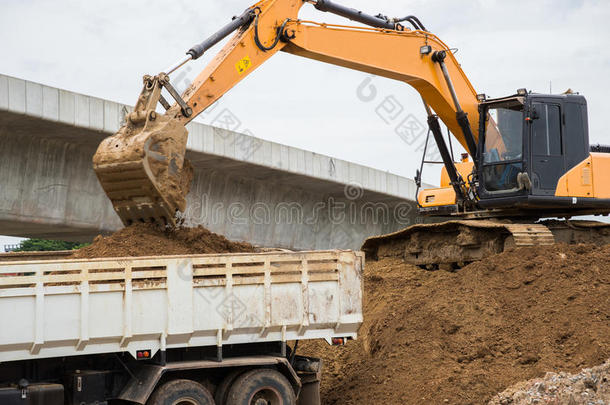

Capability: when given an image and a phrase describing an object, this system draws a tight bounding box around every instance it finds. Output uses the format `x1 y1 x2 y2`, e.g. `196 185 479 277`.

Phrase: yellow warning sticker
236 56 252 75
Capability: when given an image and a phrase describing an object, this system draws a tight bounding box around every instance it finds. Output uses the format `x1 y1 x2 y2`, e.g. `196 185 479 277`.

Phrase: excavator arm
181 2 480 141
93 0 480 226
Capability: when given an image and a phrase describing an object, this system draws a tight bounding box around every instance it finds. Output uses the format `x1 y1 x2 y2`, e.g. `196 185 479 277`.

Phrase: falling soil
71 223 256 258
300 243 610 404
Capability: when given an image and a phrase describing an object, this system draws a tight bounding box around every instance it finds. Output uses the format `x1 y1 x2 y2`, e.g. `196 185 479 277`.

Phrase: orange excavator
93 0 610 267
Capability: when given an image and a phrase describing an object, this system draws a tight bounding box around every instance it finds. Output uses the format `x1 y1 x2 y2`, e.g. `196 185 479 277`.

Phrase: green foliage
14 239 90 252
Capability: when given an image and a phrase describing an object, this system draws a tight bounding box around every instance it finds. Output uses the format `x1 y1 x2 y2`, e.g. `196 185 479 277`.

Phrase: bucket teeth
94 161 176 226
92 114 192 227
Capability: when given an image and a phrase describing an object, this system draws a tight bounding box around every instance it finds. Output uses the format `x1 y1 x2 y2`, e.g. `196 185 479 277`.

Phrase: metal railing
3 244 20 253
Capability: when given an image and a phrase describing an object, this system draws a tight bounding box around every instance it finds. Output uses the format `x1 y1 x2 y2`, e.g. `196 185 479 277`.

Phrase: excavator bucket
93 75 193 227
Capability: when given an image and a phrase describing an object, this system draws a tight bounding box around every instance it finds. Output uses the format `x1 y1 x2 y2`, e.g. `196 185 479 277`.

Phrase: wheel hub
171 399 198 405
249 386 282 405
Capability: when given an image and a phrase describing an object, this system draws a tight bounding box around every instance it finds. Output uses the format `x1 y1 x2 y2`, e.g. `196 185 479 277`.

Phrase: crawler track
362 219 610 269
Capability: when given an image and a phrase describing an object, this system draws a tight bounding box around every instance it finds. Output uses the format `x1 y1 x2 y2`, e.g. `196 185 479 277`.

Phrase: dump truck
0 249 363 405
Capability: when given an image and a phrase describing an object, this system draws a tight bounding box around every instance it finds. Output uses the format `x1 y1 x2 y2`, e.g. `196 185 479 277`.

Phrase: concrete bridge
0 74 422 250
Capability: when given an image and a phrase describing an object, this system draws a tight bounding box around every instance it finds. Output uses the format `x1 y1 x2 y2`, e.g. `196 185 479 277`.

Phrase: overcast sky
1 0 610 244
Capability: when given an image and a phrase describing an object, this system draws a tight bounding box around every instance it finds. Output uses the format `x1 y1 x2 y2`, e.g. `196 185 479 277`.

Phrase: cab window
484 102 523 163
532 103 562 156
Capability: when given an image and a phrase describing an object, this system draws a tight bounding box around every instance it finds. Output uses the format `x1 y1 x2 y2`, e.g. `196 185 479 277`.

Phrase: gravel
489 359 610 404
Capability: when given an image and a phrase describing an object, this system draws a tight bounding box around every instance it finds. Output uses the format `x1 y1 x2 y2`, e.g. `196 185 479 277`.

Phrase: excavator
93 0 610 268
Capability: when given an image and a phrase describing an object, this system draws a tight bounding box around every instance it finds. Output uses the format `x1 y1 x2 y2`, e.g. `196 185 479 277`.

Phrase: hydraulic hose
394 15 427 31
253 13 291 52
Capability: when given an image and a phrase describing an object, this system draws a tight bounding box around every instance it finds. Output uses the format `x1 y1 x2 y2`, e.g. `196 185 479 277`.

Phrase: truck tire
215 369 245 405
148 379 215 405
225 369 296 405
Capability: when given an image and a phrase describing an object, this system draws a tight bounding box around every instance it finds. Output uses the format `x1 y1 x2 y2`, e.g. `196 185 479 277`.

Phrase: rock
489 359 610 405
583 377 597 391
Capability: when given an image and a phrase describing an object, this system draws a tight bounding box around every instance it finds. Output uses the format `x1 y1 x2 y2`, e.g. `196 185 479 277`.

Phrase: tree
14 239 89 252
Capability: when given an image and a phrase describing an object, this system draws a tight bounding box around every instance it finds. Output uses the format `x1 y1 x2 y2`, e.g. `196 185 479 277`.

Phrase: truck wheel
215 369 245 405
148 379 215 405
225 369 296 405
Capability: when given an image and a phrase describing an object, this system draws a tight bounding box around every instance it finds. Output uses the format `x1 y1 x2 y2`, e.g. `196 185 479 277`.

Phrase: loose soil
71 224 256 258
300 243 610 404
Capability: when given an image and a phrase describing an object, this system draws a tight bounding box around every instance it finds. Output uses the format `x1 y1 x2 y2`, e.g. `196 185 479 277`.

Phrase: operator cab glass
481 98 525 193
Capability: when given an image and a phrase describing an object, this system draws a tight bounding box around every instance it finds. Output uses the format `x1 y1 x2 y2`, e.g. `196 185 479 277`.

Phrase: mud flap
297 375 321 405
296 358 323 405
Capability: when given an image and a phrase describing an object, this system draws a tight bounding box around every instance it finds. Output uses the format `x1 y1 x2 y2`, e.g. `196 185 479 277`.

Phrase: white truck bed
0 250 363 363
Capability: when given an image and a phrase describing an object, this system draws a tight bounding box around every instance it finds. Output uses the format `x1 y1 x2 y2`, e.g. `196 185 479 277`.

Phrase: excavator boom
93 0 479 226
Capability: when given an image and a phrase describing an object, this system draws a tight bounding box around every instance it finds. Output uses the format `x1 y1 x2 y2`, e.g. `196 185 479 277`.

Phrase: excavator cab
476 91 600 215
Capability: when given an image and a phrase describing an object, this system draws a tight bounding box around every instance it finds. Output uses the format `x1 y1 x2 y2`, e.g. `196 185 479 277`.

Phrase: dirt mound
71 224 256 258
490 359 610 404
300 243 610 404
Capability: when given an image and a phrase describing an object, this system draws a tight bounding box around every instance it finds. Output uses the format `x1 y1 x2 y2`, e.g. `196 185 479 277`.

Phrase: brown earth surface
300 243 610 404
71 223 256 258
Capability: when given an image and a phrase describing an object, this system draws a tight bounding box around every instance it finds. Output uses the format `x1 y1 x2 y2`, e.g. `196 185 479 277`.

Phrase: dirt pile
300 243 610 404
490 359 610 404
71 224 256 258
